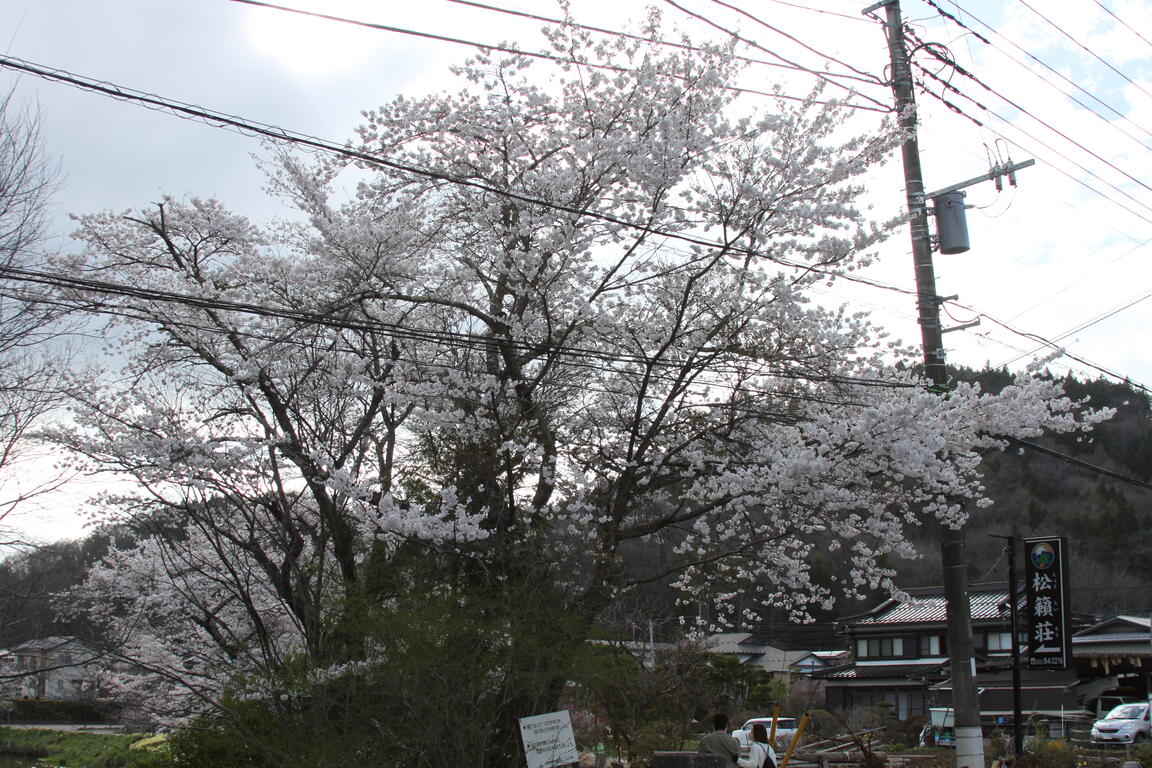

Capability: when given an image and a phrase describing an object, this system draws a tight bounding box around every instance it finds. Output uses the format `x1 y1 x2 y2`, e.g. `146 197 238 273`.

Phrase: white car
1091 703 1152 744
732 717 799 749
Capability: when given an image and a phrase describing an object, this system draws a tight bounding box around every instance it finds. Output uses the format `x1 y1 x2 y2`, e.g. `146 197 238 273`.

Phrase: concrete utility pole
867 1 984 765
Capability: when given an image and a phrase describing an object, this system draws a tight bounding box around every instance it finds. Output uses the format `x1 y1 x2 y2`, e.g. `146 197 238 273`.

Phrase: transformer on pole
933 192 970 255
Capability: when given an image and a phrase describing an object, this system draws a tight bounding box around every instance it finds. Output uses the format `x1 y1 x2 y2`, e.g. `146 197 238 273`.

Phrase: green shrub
1131 741 1152 766
0 726 167 768
1020 739 1076 768
986 729 1011 762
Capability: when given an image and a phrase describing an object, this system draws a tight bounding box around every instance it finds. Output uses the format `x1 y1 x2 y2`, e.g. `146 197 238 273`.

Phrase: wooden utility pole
867 1 985 765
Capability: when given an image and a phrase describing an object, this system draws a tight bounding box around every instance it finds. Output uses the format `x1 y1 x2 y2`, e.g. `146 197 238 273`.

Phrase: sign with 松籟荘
1024 536 1071 668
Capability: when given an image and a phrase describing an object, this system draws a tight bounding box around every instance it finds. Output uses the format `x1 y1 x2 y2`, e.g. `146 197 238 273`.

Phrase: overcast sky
2 0 1150 542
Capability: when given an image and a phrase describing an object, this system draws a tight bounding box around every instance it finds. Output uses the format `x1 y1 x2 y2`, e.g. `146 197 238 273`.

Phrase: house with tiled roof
812 583 1086 722
704 633 811 675
790 649 849 675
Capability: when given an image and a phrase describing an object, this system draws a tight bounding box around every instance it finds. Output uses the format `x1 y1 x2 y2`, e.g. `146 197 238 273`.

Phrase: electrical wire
946 0 1152 144
229 0 889 111
910 61 1152 228
0 262 923 410
958 319 1147 397
950 305 1152 395
1007 237 1152 323
0 54 928 313
911 39 1152 205
759 0 870 24
0 54 897 283
10 32 1152 405
923 0 990 45
705 0 883 84
922 16 1152 157
1016 0 1152 106
658 0 893 111
1092 0 1152 54
938 290 1152 394
994 288 1152 371
440 0 880 86
1053 291 1152 344
1005 436 1152 490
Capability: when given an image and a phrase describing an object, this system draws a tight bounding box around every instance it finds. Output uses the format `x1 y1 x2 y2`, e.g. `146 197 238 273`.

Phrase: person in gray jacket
697 713 741 763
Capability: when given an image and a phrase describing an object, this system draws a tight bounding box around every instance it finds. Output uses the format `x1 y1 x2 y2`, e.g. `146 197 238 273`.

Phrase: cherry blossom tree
0 88 72 541
49 19 1106 763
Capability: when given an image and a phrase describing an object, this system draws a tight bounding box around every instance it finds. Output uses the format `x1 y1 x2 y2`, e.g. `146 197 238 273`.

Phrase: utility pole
867 1 984 765
992 534 1025 760
1006 540 1023 759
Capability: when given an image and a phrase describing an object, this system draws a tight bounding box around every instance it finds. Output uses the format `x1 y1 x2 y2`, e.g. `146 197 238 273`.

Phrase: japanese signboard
1024 536 1071 669
518 710 579 768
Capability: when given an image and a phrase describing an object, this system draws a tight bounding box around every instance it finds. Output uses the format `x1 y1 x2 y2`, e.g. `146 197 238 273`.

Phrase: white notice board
518 710 579 768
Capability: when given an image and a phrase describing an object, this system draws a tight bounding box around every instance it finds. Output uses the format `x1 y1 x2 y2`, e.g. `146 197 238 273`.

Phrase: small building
704 633 812 676
1070 615 1152 714
790 650 849 675
5 636 104 701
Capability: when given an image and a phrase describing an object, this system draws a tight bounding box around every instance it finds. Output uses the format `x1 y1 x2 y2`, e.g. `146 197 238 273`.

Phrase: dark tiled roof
852 588 1015 626
814 661 948 680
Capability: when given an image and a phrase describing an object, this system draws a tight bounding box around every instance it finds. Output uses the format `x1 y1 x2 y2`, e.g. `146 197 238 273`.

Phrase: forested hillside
897 367 1152 617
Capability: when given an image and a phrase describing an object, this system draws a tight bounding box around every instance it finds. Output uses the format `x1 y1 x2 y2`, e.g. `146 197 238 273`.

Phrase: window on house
918 635 942 656
849 691 927 719
855 637 905 658
986 631 1013 653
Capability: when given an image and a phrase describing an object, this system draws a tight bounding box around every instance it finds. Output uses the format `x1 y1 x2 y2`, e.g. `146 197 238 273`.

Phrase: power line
1093 0 1152 54
0 54 889 280
229 0 889 111
658 0 892 111
902 18 1152 241
0 54 926 309
922 0 990 45
0 262 920 408
909 58 1152 228
10 47 1151 399
949 305 1152 395
441 0 880 86
948 303 1152 396
1005 437 1152 490
39 249 1147 493
704 0 883 84
993 288 1152 372
1016 0 1152 106
918 13 1152 158
911 39 1152 205
945 0 1152 144
751 0 871 25
1006 238 1152 323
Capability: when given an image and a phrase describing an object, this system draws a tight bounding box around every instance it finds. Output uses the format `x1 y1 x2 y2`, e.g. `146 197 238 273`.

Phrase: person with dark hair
737 724 777 768
697 713 741 763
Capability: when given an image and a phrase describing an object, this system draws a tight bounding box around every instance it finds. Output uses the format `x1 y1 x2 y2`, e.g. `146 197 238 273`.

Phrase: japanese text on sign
519 710 579 768
1024 536 1071 669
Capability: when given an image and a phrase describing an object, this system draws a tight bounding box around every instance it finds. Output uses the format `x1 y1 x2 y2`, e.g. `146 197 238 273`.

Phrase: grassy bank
0 727 167 768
